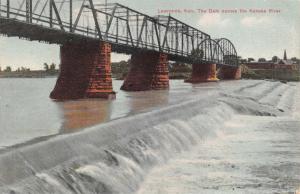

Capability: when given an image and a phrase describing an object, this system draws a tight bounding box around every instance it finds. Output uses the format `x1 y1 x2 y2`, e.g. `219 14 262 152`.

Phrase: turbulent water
0 80 299 193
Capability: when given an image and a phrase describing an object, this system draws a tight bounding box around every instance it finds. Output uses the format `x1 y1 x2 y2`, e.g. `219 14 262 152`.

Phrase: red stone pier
50 41 115 100
121 51 169 91
218 65 241 80
185 63 219 83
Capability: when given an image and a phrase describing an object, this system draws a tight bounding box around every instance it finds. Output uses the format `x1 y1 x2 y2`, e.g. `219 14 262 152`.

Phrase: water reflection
190 81 220 90
55 80 224 133
57 99 112 133
56 87 170 133
125 90 170 113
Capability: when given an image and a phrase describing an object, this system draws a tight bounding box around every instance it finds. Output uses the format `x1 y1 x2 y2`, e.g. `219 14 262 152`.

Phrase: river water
0 78 242 149
0 78 299 194
0 78 196 149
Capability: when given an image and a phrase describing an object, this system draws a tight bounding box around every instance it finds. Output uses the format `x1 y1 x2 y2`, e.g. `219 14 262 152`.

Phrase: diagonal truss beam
51 0 65 31
88 0 102 39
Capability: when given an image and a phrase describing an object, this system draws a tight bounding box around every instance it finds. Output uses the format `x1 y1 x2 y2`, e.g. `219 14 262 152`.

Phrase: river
0 78 299 193
0 78 198 149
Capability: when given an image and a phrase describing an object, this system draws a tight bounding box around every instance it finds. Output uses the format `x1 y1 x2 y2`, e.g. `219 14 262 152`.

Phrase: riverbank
241 64 300 81
0 70 59 78
1 65 298 82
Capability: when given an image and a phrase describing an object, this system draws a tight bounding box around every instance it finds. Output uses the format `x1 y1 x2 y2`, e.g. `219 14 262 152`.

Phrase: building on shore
243 50 300 81
246 50 298 70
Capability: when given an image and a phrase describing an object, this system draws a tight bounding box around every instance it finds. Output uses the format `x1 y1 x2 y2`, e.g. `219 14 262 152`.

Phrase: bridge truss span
191 37 238 66
215 38 239 67
0 0 239 66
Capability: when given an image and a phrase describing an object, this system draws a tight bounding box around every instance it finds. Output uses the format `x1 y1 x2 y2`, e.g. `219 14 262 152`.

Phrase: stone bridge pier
185 63 219 83
121 50 169 91
218 65 241 80
50 41 116 100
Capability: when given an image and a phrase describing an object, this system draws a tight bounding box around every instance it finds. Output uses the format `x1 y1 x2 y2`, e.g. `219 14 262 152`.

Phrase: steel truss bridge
0 0 238 66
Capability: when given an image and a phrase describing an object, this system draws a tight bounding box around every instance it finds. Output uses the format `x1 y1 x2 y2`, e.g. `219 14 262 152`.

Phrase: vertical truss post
30 0 32 22
116 17 119 43
145 20 148 48
69 0 72 32
26 0 32 23
181 25 184 55
175 21 178 54
136 15 139 43
191 30 195 51
205 40 207 60
158 22 161 46
49 0 53 27
105 0 108 25
171 30 174 51
6 0 9 18
186 34 189 55
196 32 199 49
151 23 154 49
203 40 206 60
126 9 129 44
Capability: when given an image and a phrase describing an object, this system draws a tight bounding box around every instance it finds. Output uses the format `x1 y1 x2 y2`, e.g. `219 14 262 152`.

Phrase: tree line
239 56 300 64
0 63 57 72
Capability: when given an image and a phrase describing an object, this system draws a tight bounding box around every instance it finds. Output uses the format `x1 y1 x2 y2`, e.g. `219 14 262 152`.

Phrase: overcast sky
0 0 299 70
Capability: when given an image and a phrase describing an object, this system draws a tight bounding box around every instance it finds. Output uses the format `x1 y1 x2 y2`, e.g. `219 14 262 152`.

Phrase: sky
0 0 299 70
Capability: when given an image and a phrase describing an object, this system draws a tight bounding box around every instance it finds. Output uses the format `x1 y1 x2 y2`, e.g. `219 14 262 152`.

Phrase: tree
248 58 255 62
0 66 2 72
237 56 242 62
258 58 266 62
291 57 300 64
43 63 49 71
4 66 12 72
237 56 247 64
119 60 127 66
291 57 297 60
49 63 56 71
241 59 247 63
272 56 279 62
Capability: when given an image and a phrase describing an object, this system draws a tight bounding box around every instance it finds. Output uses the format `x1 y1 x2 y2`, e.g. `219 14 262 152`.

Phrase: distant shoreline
1 66 299 82
0 70 59 78
0 72 190 80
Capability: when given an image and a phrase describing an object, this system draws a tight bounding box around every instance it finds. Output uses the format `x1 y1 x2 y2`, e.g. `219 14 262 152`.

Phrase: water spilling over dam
0 80 299 193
